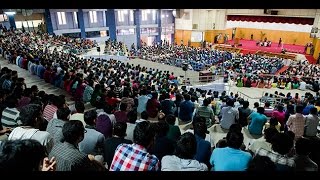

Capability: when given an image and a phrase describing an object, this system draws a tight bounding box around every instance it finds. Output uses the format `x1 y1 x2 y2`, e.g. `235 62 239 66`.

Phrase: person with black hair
83 80 94 103
294 137 318 171
248 107 268 136
136 111 149 123
256 132 295 171
46 107 71 143
1 95 20 128
160 92 175 116
303 100 315 115
166 114 181 142
109 121 159 171
210 131 252 171
247 155 276 171
286 105 306 139
49 120 102 171
151 121 175 161
114 103 129 123
125 110 137 141
79 110 105 156
238 101 252 127
161 132 208 171
146 92 160 119
70 101 86 127
179 94 195 123
304 107 319 137
195 98 215 127
248 128 279 154
8 104 53 154
220 98 239 130
104 122 132 168
194 121 212 168
252 102 260 112
0 139 56 171
95 106 113 139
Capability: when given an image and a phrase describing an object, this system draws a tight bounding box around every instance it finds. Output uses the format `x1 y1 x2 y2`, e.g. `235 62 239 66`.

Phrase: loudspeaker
97 47 100 52
182 63 188 71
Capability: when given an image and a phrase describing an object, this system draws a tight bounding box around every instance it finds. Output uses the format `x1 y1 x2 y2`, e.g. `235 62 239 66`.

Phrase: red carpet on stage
229 39 305 54
305 55 317 64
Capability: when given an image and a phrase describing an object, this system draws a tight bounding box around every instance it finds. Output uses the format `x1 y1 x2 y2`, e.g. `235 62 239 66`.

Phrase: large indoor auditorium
0 8 319 172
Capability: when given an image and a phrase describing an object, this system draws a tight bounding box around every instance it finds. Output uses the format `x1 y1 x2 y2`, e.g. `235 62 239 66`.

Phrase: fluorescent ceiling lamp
4 12 16 15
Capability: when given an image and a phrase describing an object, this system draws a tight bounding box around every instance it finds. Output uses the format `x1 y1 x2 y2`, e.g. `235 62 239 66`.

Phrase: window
142 10 150 21
89 11 97 23
74 12 78 24
0 14 8 22
152 10 156 21
130 10 134 22
118 10 127 22
116 28 135 35
57 12 66 25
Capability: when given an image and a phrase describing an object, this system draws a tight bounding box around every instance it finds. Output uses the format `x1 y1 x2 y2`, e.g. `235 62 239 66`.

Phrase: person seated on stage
266 41 271 47
264 41 268 47
256 41 260 46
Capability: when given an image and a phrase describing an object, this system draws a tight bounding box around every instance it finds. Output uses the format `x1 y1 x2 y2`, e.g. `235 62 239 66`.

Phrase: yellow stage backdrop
313 38 320 61
232 28 312 46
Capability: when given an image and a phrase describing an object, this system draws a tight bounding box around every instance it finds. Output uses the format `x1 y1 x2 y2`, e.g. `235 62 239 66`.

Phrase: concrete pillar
44 9 53 34
8 15 16 29
156 9 162 44
106 9 117 41
134 9 141 49
78 9 86 38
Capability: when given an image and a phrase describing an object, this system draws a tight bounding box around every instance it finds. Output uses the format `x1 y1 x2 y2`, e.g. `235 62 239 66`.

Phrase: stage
226 39 316 64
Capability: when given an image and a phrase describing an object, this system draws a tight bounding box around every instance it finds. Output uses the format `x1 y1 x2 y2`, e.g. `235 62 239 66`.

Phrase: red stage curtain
227 15 314 25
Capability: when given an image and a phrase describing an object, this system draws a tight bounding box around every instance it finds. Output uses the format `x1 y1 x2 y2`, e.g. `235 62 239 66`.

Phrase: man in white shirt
69 101 86 127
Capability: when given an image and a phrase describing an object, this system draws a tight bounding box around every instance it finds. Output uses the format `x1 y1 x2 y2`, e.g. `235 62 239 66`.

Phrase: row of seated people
0 88 319 171
256 40 272 47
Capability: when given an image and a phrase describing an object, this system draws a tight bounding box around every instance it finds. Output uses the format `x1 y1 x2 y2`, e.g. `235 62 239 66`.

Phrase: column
156 9 162 44
44 9 53 34
134 9 141 49
78 9 86 38
8 15 16 29
106 9 116 41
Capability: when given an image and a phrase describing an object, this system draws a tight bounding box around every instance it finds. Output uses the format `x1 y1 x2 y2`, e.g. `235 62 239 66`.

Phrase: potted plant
239 30 245 39
260 31 266 41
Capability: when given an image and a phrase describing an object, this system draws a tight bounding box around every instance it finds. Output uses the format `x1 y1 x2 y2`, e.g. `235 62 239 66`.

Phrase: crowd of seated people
1 26 320 171
280 61 320 92
256 40 272 47
104 39 128 56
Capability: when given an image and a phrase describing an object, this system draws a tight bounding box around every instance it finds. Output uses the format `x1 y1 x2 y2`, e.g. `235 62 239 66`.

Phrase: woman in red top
43 67 52 83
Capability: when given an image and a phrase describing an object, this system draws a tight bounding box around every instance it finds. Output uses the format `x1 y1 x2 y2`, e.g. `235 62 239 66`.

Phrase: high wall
175 9 319 50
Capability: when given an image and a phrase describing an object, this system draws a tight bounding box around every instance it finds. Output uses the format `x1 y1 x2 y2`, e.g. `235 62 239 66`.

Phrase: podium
306 47 311 55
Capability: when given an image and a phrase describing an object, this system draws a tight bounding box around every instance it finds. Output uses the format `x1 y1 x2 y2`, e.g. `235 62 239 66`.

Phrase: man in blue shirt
248 107 268 135
302 100 315 115
178 94 194 123
210 131 252 171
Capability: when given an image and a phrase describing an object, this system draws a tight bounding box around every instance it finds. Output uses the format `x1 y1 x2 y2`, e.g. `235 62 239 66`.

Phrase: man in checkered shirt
256 132 295 171
109 121 159 171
